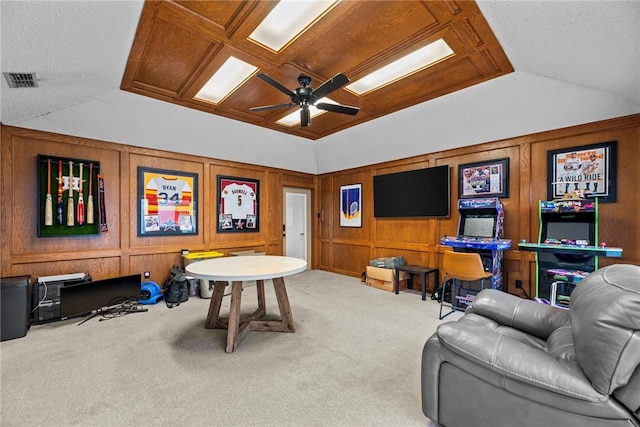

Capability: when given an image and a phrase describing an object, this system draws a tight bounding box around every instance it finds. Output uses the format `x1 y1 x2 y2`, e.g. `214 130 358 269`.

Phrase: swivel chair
439 250 492 320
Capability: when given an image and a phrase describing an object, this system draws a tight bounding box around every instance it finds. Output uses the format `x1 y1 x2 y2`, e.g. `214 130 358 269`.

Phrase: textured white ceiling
2 1 639 174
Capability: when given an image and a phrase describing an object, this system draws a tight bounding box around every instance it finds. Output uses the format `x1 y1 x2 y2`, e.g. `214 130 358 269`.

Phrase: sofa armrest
467 289 570 340
437 320 604 401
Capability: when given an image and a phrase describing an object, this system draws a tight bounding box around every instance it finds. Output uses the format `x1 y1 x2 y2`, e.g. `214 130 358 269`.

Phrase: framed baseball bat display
44 159 53 226
37 155 101 237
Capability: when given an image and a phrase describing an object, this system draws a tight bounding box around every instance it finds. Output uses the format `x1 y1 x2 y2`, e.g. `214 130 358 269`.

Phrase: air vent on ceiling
3 72 38 88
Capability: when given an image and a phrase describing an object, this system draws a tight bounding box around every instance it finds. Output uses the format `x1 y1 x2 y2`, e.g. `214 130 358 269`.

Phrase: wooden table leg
206 281 228 329
394 269 400 294
256 279 266 318
204 277 296 352
272 276 295 332
226 281 244 353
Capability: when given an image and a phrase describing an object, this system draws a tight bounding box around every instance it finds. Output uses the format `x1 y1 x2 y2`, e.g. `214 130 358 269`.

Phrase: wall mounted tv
373 165 450 218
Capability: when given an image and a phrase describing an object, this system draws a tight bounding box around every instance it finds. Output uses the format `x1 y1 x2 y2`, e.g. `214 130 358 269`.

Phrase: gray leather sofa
422 264 640 427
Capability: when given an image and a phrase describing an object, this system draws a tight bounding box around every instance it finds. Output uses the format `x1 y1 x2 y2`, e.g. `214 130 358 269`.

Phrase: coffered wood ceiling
121 0 513 140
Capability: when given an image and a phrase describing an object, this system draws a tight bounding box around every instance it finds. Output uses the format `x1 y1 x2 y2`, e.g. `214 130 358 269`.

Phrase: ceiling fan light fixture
194 56 257 104
248 0 339 52
346 39 454 95
276 97 337 127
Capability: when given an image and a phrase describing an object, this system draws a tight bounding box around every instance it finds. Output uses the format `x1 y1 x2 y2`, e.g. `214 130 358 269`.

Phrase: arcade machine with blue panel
518 198 622 308
440 197 512 310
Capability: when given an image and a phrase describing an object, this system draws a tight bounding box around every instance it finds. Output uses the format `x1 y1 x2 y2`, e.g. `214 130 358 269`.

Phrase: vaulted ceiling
1 1 639 174
121 1 512 140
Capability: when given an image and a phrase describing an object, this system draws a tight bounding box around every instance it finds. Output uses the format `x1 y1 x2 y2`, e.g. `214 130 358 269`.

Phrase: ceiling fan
249 73 359 127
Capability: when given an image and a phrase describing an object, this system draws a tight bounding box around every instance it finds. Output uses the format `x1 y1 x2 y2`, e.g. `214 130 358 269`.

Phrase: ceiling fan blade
316 102 359 116
250 103 294 112
256 73 296 97
300 108 311 127
310 73 350 100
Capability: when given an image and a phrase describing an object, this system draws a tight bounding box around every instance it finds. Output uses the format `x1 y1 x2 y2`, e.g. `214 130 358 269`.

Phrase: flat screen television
373 165 450 217
60 274 141 319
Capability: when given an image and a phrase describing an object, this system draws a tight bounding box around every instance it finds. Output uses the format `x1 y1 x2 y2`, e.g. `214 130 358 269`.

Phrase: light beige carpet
1 269 460 426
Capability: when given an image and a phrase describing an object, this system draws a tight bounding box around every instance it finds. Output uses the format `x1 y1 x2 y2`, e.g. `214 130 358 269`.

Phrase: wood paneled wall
318 114 640 298
0 126 315 285
2 113 639 298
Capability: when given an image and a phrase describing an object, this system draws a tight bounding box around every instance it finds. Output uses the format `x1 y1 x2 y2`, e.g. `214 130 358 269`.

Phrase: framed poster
340 183 362 227
217 175 259 232
547 141 617 202
137 167 198 236
37 155 101 237
458 158 509 199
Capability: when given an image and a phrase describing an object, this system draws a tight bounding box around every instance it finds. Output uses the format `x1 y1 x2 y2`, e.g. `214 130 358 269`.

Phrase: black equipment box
1 275 31 341
32 273 91 324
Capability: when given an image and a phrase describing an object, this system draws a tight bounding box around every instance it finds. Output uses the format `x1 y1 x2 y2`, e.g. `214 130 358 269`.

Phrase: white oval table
185 256 307 353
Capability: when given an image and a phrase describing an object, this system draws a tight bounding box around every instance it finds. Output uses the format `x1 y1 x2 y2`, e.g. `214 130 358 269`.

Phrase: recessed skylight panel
194 57 258 104
249 0 339 52
346 39 454 95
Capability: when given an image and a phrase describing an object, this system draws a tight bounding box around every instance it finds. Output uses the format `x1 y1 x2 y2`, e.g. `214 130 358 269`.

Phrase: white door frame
283 187 311 268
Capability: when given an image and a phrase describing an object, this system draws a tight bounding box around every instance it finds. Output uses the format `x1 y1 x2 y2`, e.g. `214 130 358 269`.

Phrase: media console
32 273 142 323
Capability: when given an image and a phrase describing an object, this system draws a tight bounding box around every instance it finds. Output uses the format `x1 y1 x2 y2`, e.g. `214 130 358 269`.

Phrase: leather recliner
422 264 640 427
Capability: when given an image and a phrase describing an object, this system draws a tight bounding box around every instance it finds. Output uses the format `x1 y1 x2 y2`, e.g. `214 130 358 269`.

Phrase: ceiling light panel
194 56 258 104
346 39 454 95
249 0 339 52
276 98 338 127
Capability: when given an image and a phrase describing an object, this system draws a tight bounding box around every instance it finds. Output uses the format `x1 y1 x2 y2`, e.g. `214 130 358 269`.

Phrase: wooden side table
394 264 439 301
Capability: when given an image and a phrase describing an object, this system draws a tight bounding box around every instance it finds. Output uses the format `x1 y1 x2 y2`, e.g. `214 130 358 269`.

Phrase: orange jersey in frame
145 176 192 215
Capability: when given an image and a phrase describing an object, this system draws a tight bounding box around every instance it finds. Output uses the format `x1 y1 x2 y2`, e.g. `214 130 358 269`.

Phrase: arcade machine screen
462 215 496 239
544 221 592 244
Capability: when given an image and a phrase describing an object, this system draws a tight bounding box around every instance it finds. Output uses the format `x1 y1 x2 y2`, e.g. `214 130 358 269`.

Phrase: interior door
284 188 310 264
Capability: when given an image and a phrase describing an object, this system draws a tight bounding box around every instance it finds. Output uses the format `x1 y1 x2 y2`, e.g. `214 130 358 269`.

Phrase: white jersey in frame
221 182 256 219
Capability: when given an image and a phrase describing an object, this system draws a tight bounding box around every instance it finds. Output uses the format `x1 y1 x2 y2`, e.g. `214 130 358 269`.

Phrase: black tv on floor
60 274 141 319
373 165 450 218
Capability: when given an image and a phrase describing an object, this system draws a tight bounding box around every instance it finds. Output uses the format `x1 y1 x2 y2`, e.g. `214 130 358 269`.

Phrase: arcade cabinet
440 198 512 309
518 198 623 307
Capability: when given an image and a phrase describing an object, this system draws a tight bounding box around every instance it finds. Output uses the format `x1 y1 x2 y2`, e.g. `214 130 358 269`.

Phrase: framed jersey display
217 175 259 233
137 167 198 236
547 141 617 203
